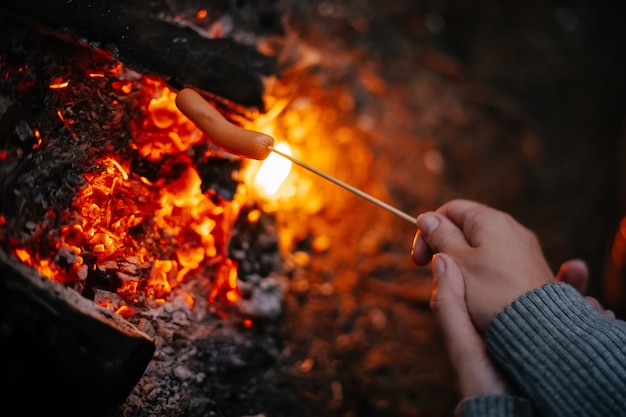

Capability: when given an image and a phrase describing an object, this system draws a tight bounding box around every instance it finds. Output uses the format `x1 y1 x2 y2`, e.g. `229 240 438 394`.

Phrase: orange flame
9 56 323 319
12 73 247 311
209 258 239 304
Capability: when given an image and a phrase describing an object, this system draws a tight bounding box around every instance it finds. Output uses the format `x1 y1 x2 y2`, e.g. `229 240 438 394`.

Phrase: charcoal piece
0 250 155 417
129 153 188 184
82 266 123 300
0 95 22 137
13 119 36 150
228 202 282 281
1 0 280 108
196 156 241 201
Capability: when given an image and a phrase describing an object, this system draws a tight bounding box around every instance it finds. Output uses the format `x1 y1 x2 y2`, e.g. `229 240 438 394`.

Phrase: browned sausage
175 88 274 160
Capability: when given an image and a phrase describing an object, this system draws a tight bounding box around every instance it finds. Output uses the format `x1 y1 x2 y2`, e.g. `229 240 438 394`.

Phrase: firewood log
0 250 155 416
1 0 281 109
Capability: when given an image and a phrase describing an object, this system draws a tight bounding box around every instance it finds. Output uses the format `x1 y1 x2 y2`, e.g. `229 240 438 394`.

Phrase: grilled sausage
175 88 274 160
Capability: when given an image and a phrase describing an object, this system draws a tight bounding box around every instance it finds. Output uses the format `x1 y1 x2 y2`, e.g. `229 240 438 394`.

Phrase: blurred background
282 0 626 309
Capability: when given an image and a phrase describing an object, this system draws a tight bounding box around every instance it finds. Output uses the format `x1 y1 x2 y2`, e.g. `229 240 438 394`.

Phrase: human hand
429 252 510 398
428 254 613 401
417 205 613 401
412 199 555 332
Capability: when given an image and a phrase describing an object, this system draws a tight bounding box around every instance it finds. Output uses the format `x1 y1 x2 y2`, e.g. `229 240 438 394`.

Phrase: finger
437 199 489 230
437 199 511 247
585 296 604 313
411 231 434 266
416 211 471 255
430 253 480 355
430 253 508 396
585 296 616 318
556 259 589 294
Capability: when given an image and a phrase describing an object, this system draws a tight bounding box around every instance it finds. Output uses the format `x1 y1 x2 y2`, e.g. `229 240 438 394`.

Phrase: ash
111 204 289 417
113 271 288 417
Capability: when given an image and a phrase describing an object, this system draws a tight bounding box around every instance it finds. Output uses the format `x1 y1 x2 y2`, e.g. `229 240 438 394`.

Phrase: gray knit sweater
457 282 626 417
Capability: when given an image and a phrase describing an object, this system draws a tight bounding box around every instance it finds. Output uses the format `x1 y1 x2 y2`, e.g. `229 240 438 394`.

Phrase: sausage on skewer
175 88 274 160
176 88 418 224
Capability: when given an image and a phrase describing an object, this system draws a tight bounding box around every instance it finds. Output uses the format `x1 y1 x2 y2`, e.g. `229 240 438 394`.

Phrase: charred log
1 0 283 109
0 250 155 416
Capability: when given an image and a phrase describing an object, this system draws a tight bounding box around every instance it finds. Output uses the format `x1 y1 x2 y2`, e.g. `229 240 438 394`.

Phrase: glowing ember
49 77 69 89
32 129 41 149
10 69 250 312
4 43 333 321
208 258 240 304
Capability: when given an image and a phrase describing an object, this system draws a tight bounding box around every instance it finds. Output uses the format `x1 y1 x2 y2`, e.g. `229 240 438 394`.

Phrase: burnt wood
0 250 156 416
1 0 282 109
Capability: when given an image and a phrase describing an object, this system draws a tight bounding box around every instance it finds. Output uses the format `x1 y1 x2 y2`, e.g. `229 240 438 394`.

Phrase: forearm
487 282 626 417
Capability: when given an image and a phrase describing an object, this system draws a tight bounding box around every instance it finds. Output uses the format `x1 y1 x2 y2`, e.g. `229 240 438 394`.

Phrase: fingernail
433 253 446 277
417 213 440 236
433 254 446 277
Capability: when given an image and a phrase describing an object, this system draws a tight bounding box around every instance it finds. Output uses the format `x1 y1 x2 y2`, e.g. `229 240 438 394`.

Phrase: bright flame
9 71 248 310
254 142 292 196
6 44 353 318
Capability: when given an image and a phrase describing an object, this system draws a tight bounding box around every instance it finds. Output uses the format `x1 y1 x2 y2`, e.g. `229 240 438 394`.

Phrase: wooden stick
268 146 417 225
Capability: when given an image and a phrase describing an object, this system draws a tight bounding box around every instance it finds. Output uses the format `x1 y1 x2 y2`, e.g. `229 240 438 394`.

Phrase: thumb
416 212 470 256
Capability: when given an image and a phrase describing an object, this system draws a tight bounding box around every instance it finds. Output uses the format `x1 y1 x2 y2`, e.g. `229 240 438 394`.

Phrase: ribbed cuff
457 395 533 417
486 282 626 417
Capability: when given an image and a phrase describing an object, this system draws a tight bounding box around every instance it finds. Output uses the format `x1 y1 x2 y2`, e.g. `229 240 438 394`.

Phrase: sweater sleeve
457 395 534 417
486 282 626 417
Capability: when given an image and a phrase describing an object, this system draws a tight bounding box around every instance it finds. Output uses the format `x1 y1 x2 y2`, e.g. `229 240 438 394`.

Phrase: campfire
0 3 283 414
3 1 619 417
7 70 290 316
0 2 380 415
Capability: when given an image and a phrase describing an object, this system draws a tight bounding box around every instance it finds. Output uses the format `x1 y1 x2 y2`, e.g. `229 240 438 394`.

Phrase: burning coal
1 47 297 321
0 5 375 328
